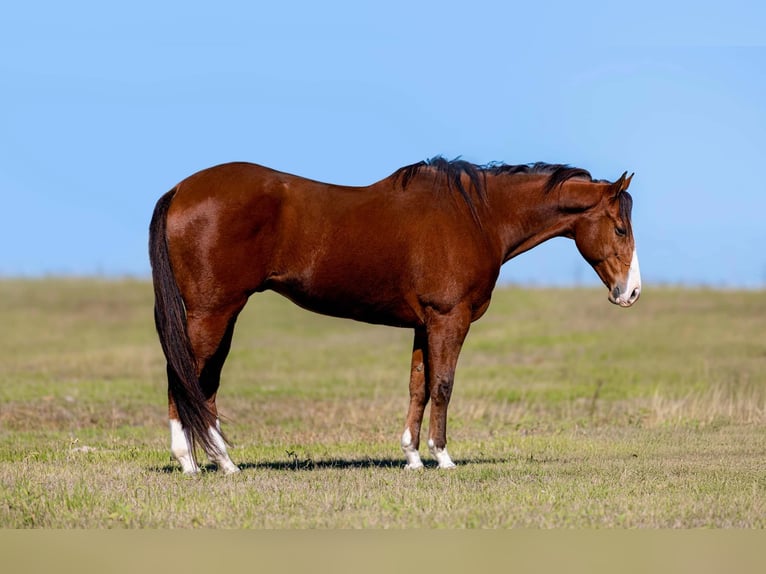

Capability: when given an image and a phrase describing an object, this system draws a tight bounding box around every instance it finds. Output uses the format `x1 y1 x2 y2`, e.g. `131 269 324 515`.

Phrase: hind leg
167 302 244 475
167 399 236 475
168 380 199 475
201 396 239 475
186 306 245 474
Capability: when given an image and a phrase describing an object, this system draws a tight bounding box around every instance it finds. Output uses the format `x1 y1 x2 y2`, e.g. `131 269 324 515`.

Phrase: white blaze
613 249 641 306
625 249 641 303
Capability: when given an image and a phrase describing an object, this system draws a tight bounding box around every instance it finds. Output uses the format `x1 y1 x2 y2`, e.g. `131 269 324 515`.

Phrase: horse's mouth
609 285 641 307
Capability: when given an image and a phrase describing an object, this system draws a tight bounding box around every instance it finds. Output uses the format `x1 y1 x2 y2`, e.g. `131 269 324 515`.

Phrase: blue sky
1 2 765 287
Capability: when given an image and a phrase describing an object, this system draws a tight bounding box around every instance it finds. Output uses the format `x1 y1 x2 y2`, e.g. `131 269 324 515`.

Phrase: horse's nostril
630 287 641 301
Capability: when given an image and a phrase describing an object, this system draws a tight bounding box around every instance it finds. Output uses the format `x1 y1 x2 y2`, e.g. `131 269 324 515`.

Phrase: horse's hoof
222 465 241 476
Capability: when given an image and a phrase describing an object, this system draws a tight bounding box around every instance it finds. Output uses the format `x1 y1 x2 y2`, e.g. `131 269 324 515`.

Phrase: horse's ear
612 171 634 197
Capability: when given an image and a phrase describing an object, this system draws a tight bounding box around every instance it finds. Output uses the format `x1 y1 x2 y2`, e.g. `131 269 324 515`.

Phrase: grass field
0 279 764 528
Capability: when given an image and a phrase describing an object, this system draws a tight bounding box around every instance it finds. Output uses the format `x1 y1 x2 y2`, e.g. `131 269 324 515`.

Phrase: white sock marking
401 427 424 469
205 419 240 475
428 438 457 469
169 419 199 475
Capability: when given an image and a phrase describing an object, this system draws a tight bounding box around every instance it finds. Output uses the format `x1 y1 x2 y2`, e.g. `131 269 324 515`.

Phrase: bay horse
149 157 640 474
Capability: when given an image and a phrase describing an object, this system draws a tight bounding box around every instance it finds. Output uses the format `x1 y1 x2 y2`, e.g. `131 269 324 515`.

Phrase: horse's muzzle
609 250 641 307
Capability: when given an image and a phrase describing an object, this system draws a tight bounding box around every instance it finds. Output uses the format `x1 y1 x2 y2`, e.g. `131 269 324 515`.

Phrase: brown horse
149 157 640 474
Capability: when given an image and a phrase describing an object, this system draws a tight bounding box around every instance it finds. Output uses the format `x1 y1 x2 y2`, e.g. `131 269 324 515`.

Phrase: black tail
149 188 221 457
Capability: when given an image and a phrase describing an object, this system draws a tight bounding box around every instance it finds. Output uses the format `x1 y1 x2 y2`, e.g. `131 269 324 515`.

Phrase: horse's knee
431 377 454 405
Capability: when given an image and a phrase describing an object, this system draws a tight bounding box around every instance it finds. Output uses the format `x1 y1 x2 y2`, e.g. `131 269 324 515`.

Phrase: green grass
0 279 765 527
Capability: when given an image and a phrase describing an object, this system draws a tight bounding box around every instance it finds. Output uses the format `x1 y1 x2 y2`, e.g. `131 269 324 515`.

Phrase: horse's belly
268 275 422 328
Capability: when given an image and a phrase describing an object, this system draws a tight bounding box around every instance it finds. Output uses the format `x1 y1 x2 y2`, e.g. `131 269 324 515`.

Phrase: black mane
394 157 487 222
487 161 596 194
393 156 600 222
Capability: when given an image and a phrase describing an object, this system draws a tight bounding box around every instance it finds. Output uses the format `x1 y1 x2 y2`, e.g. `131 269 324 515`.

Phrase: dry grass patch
0 279 764 527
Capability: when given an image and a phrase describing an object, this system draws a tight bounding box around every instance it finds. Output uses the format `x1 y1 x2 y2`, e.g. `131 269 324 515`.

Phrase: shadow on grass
152 457 506 474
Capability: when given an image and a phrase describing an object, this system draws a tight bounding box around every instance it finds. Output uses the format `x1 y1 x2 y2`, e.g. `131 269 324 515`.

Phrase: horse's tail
149 188 220 457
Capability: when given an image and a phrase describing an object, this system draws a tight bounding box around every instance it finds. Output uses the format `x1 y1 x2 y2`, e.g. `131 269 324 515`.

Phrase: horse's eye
615 227 627 237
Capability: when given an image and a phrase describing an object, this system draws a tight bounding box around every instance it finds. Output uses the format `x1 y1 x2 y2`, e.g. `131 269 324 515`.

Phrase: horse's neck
485 176 582 263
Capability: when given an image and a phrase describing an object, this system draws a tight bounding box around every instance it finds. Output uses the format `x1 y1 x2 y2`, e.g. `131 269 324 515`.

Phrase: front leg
401 328 428 469
425 306 471 469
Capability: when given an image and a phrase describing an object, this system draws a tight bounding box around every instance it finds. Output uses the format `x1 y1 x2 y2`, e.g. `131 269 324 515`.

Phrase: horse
149 156 641 474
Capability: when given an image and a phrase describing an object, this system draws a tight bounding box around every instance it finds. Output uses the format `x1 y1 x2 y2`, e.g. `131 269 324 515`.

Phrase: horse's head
570 172 641 307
